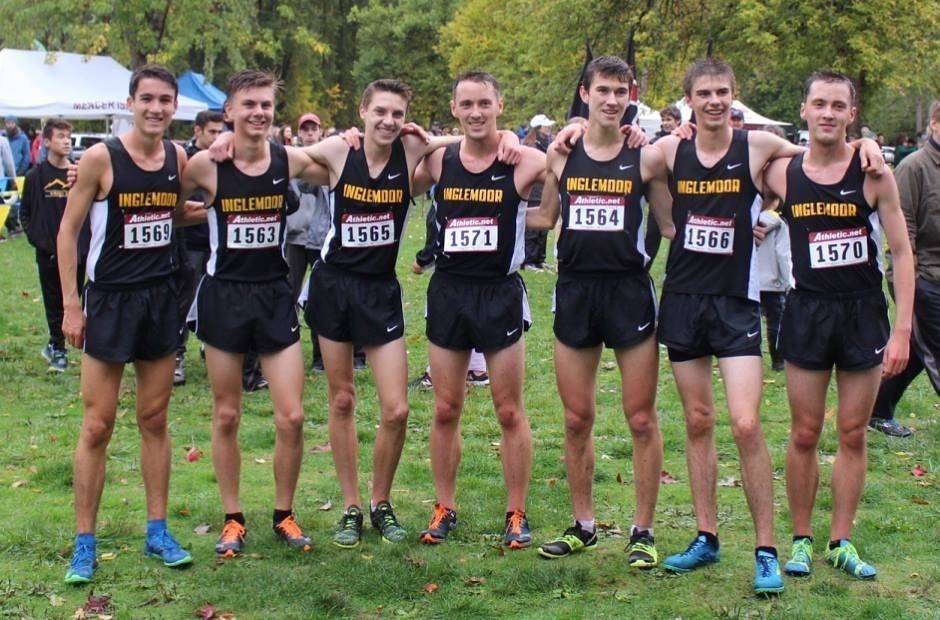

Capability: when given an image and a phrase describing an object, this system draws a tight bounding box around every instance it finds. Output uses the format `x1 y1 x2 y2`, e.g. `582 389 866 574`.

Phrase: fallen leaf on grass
404 554 426 567
178 507 191 517
824 407 835 421
465 577 486 586
319 499 333 511
20 290 29 298
99 552 117 561
912 497 929 505
309 442 331 454
912 464 927 477
186 446 203 462
762 379 776 385
718 476 741 487
547 478 557 486
602 361 616 371
196 604 216 619
194 523 212 535
49 594 65 607
11 479 27 488
616 473 624 485
423 583 438 594
895 451 912 460
83 593 111 614
660 470 679 484
254 458 266 464
820 455 836 465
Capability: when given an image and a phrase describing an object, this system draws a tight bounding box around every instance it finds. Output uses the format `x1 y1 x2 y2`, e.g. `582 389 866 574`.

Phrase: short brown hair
194 110 225 128
129 64 178 98
583 56 633 90
452 71 501 99
660 105 681 122
360 79 413 109
226 70 281 100
42 119 72 140
803 70 856 104
929 100 940 124
683 57 736 96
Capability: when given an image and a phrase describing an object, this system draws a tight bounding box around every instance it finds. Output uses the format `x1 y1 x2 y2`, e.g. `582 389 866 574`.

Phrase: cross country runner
182 70 332 557
526 56 674 567
763 70 913 580
58 65 198 583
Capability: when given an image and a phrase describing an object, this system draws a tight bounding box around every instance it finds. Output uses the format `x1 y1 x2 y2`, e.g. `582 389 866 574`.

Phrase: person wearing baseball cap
730 107 745 130
522 114 555 270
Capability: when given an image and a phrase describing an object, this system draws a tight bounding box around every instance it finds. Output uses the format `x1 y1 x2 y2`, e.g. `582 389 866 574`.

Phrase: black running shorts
658 291 762 361
84 277 181 363
190 275 300 355
778 289 889 371
303 261 404 347
553 271 656 349
426 271 530 352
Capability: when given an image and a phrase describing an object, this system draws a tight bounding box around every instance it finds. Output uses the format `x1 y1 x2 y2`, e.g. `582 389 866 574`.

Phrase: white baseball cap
529 114 556 129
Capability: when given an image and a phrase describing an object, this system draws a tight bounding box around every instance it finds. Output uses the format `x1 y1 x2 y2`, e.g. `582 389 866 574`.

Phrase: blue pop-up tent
178 71 226 111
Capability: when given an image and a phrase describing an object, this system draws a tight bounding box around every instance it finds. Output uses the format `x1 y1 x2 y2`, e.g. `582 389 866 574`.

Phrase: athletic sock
146 519 167 538
576 519 595 534
76 532 96 547
828 539 846 551
273 509 292 527
698 530 719 547
793 535 813 543
225 512 246 526
631 524 654 539
755 546 778 558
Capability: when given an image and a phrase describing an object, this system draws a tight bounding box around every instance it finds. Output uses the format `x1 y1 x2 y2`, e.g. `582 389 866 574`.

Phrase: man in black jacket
20 119 89 372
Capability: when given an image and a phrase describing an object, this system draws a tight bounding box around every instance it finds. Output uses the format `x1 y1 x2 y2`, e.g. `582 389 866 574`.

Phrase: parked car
71 134 108 160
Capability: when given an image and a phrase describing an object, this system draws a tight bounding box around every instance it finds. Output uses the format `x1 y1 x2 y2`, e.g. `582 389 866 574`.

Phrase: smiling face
127 77 178 138
360 90 408 147
450 79 503 140
685 74 734 132
225 85 276 140
581 73 630 130
801 79 856 147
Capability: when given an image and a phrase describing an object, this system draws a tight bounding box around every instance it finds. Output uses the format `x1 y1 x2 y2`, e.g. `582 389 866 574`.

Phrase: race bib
226 213 280 249
123 210 172 249
444 217 498 252
568 195 625 231
809 227 868 269
341 212 395 248
684 213 734 255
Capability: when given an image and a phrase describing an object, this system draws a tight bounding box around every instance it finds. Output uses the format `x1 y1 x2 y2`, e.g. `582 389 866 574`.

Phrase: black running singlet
557 139 648 275
86 138 180 286
779 150 882 294
664 129 762 301
432 143 525 280
206 143 292 282
321 138 411 276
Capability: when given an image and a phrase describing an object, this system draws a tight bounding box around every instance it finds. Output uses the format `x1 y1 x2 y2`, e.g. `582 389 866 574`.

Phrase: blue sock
76 533 96 547
146 519 167 538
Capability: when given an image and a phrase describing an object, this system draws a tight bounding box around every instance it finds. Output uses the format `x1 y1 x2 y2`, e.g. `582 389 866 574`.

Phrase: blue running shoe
754 550 784 594
826 540 877 579
64 538 97 584
144 530 194 567
784 537 813 576
663 534 720 572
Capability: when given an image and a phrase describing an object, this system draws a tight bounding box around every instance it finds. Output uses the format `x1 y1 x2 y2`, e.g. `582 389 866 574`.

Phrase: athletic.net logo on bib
569 195 625 231
341 212 394 248
444 216 498 252
123 211 172 249
226 213 280 249
808 227 868 269
684 213 734 255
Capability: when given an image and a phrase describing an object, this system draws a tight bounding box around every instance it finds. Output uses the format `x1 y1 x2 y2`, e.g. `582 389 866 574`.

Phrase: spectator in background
0 135 15 186
870 100 940 437
894 133 917 166
730 107 745 130
278 124 294 146
756 209 791 371
655 105 681 141
876 133 886 147
30 128 43 165
522 113 555 271
19 119 89 371
4 115 31 175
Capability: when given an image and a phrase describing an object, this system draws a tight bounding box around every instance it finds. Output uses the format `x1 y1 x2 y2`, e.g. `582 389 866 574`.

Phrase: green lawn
0 200 937 619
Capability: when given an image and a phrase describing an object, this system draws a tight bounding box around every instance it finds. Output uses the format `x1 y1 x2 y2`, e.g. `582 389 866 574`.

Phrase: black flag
567 40 639 127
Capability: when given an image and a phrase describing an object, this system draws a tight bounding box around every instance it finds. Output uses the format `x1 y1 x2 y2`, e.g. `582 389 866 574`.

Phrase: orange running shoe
419 503 457 544
215 519 247 558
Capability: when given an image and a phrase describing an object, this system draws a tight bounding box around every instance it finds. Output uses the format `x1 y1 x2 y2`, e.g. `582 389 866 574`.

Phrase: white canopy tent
0 49 207 122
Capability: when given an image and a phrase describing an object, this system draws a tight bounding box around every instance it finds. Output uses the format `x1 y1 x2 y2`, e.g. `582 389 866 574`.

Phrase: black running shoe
333 506 364 548
538 524 597 558
503 510 532 549
625 530 658 568
420 503 457 544
370 501 408 543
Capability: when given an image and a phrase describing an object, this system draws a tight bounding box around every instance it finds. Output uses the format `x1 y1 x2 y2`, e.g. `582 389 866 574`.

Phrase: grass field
0 199 937 619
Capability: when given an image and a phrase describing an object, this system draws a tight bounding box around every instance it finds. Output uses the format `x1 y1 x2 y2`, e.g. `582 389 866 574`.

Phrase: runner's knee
214 405 242 434
274 406 305 433
790 425 821 452
81 416 115 449
434 398 462 426
685 404 715 438
495 403 526 430
563 406 594 437
380 402 409 429
626 407 657 440
329 388 356 419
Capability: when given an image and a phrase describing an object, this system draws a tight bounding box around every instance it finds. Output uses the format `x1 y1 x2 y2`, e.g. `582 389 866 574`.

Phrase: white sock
631 524 653 537
576 519 596 533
